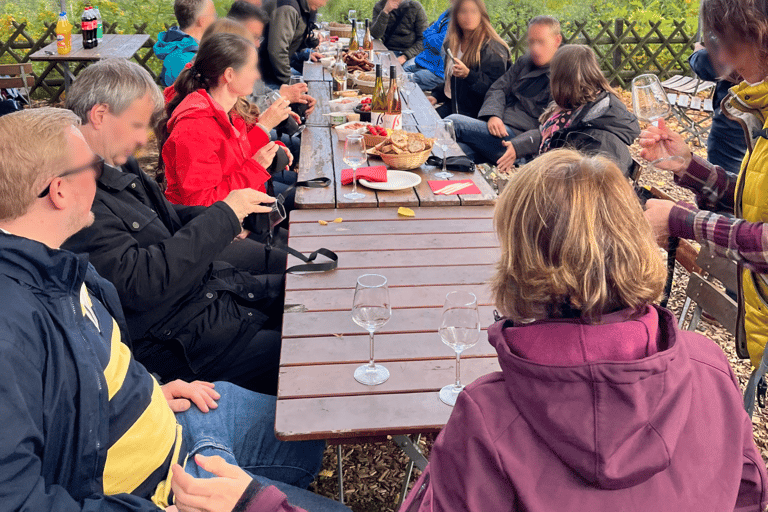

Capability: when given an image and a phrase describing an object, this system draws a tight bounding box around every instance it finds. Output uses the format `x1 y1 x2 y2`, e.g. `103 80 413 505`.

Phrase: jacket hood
154 27 198 59
167 89 239 138
0 231 89 296
487 305 693 490
576 91 640 144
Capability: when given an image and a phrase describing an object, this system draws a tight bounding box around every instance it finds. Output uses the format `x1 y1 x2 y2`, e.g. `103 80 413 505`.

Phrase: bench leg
687 305 702 332
744 346 768 417
336 445 344 504
678 297 692 329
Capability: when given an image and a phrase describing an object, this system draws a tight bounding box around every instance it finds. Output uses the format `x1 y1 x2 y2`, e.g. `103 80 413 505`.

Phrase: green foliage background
2 0 700 41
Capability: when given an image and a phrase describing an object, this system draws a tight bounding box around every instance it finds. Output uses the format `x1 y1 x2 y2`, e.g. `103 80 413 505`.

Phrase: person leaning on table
641 0 768 376
397 149 768 511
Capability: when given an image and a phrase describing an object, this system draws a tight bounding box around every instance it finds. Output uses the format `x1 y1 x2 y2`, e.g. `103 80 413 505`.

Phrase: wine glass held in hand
631 74 671 127
434 119 455 179
352 274 391 386
439 291 480 406
343 133 367 201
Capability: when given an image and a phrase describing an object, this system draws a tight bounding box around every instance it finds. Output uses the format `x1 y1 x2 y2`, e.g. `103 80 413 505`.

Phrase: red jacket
400 305 768 511
162 89 273 206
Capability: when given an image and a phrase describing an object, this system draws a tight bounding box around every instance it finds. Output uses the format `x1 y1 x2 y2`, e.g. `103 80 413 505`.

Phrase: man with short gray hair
62 58 287 395
155 0 217 86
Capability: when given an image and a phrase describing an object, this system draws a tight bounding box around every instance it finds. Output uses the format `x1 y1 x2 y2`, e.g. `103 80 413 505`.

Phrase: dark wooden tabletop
276 206 501 441
296 42 496 209
29 34 150 62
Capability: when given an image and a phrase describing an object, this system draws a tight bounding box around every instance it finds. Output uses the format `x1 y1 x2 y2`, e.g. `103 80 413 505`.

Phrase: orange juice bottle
56 12 72 55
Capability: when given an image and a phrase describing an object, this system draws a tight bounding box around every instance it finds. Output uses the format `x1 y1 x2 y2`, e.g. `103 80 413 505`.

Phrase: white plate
359 170 422 191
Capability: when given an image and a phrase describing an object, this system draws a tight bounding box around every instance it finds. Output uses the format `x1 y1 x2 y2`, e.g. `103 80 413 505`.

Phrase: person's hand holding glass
434 119 455 179
632 74 690 174
439 291 480 406
343 133 367 201
352 274 391 385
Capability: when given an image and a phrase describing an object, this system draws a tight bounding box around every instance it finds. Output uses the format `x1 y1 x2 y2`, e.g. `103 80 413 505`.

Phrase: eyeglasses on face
38 156 105 198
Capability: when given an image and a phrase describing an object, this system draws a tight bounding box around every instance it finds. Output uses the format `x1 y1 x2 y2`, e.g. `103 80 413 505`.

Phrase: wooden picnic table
276 205 500 446
296 42 496 209
29 34 150 92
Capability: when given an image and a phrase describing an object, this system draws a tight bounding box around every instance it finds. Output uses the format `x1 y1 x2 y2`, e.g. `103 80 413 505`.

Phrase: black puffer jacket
62 158 282 374
432 39 510 119
371 0 429 60
513 91 641 175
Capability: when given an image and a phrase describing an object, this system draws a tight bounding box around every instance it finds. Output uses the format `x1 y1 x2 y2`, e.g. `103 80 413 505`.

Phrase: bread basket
379 148 432 170
328 22 352 38
363 132 388 148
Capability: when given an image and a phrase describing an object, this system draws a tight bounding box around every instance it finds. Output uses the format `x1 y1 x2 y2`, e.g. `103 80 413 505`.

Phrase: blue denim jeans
446 114 516 165
403 59 444 91
176 382 348 511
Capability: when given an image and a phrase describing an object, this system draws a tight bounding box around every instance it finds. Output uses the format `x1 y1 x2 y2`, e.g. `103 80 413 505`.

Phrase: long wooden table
276 206 500 499
29 34 150 93
296 43 496 209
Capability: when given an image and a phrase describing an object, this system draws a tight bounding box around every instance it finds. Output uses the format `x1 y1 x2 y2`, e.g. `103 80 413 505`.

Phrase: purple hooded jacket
400 305 768 511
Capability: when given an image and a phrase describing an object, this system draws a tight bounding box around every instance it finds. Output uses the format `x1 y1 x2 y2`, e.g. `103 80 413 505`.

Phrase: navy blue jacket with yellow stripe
0 232 172 511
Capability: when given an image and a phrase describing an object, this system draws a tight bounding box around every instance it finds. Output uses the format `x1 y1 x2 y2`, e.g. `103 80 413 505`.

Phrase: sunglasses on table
38 156 105 198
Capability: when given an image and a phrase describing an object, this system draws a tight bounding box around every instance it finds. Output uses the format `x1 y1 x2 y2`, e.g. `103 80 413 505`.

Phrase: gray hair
175 0 208 29
529 15 561 36
66 59 163 124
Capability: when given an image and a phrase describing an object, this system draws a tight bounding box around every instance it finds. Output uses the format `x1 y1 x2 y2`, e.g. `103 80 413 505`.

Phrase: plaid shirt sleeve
669 201 768 274
674 154 737 213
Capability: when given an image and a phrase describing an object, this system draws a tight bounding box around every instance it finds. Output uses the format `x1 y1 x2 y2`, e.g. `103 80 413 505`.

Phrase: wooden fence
0 17 698 100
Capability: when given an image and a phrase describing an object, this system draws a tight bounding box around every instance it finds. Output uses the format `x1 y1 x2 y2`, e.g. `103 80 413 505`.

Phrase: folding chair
661 75 716 146
676 246 768 416
0 63 34 106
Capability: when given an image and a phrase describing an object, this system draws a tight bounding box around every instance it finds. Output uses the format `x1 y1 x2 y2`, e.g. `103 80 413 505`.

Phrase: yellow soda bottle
56 12 72 55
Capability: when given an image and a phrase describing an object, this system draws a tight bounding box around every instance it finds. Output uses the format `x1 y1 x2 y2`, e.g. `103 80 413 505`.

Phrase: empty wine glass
343 133 367 201
434 119 455 179
348 9 357 25
631 74 671 127
352 274 391 385
439 291 480 406
401 72 415 115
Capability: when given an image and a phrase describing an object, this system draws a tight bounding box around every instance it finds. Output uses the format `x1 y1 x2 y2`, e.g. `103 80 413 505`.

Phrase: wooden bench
0 63 34 105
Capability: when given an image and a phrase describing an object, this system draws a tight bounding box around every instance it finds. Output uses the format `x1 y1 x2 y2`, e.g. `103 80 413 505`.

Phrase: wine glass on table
352 274 391 385
343 133 367 201
401 72 415 115
631 74 682 172
438 291 480 406
434 119 455 179
332 59 347 94
348 9 357 25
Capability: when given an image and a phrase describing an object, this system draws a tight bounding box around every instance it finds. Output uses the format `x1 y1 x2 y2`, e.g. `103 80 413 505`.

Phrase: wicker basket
363 133 387 148
328 22 352 38
380 148 432 170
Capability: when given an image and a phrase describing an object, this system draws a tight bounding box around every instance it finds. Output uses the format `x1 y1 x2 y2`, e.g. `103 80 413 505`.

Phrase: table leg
62 61 73 92
395 433 423 508
336 444 345 504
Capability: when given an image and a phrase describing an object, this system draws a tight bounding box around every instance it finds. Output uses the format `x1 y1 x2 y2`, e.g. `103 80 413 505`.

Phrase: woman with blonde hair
398 149 767 511
428 0 509 118
496 44 639 174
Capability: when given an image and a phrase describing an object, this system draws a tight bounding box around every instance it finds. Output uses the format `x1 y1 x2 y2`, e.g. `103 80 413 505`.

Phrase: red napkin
341 165 387 185
428 180 481 195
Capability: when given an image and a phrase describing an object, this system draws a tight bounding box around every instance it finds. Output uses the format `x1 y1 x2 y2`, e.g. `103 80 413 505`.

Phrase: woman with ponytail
158 32 291 208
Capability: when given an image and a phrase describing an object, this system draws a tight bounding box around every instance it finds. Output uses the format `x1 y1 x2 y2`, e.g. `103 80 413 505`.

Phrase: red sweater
162 89 273 206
